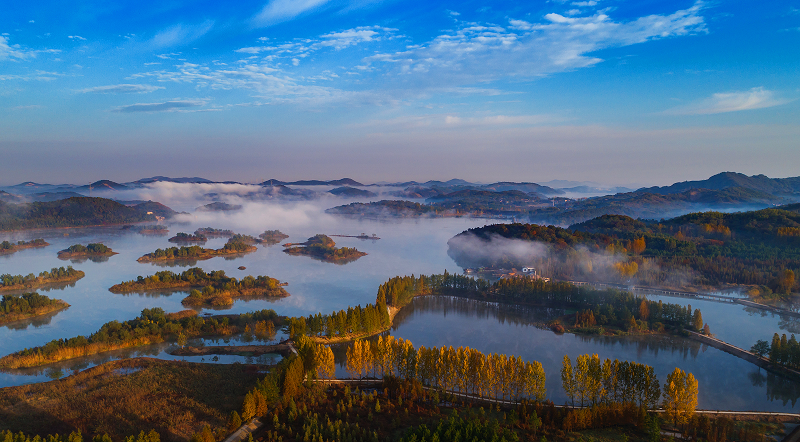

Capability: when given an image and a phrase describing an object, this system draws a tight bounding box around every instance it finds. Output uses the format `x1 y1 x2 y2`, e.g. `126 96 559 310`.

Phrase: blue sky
1 0 798 186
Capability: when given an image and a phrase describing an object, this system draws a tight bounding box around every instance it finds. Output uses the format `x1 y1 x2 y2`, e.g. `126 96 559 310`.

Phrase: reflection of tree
2 307 66 330
778 316 800 335
151 259 199 268
748 369 800 407
748 369 766 387
573 334 704 361
391 295 565 330
64 255 111 264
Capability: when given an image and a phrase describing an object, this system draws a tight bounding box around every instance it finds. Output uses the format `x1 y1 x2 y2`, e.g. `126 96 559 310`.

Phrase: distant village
463 266 550 282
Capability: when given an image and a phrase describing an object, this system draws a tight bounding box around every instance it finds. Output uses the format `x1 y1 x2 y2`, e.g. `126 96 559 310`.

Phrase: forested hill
449 208 800 293
0 197 160 230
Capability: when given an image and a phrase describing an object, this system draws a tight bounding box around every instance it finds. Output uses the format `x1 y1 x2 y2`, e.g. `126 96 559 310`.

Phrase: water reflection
0 281 79 296
749 369 800 407
58 255 112 264
1 307 68 330
392 295 564 329
389 296 800 411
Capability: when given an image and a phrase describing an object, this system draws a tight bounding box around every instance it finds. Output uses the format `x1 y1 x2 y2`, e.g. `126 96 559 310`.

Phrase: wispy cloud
252 0 333 27
111 99 207 113
361 1 707 86
0 35 60 61
79 84 164 94
666 87 791 115
0 70 65 81
150 21 214 48
68 35 87 41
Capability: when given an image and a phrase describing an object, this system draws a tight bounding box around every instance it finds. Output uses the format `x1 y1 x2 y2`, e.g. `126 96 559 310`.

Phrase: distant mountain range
636 172 800 196
2 173 800 226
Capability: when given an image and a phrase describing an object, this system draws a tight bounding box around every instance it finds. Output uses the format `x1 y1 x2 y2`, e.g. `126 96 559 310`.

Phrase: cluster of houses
463 266 550 282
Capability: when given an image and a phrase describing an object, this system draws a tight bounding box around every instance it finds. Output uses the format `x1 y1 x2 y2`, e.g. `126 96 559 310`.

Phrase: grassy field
0 358 261 441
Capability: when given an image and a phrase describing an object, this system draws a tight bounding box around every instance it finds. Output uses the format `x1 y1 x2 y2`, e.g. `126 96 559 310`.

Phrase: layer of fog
447 233 693 288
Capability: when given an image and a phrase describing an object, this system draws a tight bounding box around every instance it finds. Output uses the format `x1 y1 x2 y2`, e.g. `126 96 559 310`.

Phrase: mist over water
1 197 799 410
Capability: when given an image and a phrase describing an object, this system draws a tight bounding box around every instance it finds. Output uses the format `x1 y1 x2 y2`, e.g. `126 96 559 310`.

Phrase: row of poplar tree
344 336 547 403
561 354 698 425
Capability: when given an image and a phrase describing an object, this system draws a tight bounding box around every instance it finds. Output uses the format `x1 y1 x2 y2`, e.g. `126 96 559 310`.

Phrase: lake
1 202 798 411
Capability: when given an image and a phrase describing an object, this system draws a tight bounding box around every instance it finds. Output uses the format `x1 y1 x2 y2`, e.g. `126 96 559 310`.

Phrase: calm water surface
1 212 799 411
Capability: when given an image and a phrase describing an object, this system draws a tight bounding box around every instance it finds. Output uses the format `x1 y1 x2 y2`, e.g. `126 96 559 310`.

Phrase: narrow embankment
686 331 800 380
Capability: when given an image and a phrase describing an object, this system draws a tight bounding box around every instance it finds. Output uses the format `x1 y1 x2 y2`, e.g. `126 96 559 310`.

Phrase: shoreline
0 301 70 326
0 273 85 293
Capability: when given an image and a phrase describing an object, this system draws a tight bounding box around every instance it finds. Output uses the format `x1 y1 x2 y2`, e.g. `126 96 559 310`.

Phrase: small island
168 232 208 243
57 243 117 259
194 227 234 238
0 266 85 292
0 239 49 256
258 230 289 245
282 234 366 263
110 267 289 307
136 239 256 263
0 292 70 325
122 224 169 235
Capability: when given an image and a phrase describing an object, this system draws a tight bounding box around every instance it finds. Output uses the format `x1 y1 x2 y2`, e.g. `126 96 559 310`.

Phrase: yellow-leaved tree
662 367 698 426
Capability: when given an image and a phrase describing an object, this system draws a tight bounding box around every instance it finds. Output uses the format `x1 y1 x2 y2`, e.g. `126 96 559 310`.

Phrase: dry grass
0 358 261 441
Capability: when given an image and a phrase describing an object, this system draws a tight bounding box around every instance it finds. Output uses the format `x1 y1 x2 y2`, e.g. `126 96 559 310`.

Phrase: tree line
1 266 84 290
377 272 705 334
0 239 48 254
751 333 800 370
1 292 63 316
287 293 390 340
0 308 280 369
345 336 548 403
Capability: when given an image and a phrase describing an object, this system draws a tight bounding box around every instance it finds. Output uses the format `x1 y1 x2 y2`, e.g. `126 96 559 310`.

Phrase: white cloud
0 35 58 61
666 87 791 115
252 0 333 27
0 70 65 81
150 21 214 48
363 1 707 85
79 84 164 94
111 99 208 113
156 53 181 59
68 35 87 41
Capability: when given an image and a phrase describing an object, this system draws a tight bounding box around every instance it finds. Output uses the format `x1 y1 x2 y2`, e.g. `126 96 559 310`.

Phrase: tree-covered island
0 292 70 325
258 230 289 245
168 232 208 243
0 267 85 292
194 227 234 238
136 239 256 263
282 234 366 263
57 243 117 259
109 267 289 307
0 239 49 256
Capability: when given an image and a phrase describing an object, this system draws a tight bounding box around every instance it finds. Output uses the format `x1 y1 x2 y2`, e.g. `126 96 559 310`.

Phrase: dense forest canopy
0 197 158 230
449 208 800 293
